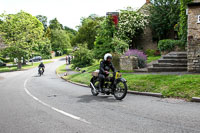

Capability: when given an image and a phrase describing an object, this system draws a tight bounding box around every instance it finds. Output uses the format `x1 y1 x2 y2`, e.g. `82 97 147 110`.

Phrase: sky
0 0 146 30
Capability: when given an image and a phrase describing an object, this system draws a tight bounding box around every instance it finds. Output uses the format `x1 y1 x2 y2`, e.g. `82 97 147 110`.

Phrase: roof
188 2 200 7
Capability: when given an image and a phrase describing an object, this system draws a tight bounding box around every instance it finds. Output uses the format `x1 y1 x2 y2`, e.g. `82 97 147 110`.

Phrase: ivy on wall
178 0 192 42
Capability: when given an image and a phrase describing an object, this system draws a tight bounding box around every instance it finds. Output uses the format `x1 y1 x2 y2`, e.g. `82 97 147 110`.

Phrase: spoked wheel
38 69 42 76
90 80 99 96
113 81 127 100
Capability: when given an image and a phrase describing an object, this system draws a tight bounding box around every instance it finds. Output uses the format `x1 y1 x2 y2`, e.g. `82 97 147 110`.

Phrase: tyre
38 69 42 76
113 81 127 100
90 79 99 96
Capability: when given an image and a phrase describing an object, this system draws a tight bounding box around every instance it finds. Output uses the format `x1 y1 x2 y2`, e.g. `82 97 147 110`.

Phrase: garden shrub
124 49 147 68
111 53 121 70
158 39 185 52
145 49 156 57
111 37 129 54
0 57 12 63
71 45 94 68
94 17 116 59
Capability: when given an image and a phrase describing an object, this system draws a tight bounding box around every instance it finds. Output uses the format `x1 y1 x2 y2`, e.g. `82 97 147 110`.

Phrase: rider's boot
99 82 104 94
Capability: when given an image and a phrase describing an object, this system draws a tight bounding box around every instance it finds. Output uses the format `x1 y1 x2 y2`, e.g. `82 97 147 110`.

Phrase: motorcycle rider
38 61 45 74
98 53 115 93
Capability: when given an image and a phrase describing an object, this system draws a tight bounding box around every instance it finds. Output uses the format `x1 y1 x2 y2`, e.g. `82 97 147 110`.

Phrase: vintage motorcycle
90 70 127 100
38 67 44 76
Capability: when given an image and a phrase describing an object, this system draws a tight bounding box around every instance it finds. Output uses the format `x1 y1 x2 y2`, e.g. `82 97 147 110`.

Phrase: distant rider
38 61 45 74
98 53 115 93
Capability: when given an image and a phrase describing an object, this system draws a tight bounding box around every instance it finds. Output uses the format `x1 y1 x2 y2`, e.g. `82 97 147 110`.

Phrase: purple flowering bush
124 49 147 68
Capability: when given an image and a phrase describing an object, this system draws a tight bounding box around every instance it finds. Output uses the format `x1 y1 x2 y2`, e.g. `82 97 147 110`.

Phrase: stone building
134 0 158 51
187 0 200 72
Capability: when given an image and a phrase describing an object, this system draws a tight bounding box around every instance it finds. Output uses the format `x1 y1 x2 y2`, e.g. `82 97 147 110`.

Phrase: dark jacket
39 63 45 68
99 60 115 75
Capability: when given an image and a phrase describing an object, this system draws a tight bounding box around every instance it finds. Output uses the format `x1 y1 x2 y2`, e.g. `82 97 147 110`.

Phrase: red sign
106 12 119 26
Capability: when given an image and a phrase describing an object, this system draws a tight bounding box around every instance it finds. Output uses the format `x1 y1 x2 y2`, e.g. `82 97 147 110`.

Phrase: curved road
0 58 200 133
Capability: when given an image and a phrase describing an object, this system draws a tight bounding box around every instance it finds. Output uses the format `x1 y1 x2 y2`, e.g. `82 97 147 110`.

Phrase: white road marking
24 79 91 124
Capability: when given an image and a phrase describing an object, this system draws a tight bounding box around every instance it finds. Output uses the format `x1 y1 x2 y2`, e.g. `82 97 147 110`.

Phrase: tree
64 26 77 35
0 11 44 69
71 44 94 68
116 7 148 48
94 17 116 59
49 18 62 30
178 0 192 42
50 29 71 54
150 0 180 41
72 15 102 49
37 38 52 59
36 15 48 31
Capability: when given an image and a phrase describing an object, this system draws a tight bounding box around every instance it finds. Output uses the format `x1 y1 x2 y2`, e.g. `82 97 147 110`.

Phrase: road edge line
24 79 91 124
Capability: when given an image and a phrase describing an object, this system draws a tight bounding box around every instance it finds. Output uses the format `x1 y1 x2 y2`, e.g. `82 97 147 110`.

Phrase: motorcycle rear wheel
113 81 127 100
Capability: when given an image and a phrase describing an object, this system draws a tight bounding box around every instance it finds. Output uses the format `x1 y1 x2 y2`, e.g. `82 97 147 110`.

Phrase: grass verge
52 55 67 59
0 61 53 73
147 56 161 63
56 64 67 74
63 73 200 101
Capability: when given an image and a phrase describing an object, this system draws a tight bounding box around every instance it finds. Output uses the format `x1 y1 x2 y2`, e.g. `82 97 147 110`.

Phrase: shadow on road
32 75 42 77
77 95 123 103
59 58 65 61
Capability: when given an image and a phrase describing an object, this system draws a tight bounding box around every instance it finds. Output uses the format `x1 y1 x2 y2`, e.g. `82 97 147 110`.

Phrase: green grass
67 48 73 54
120 70 134 73
0 61 53 73
64 73 200 100
64 73 91 85
56 64 67 74
147 56 161 63
80 64 99 73
52 54 67 59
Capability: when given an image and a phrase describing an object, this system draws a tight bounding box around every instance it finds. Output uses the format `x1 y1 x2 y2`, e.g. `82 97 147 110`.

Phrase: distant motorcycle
38 67 44 76
90 70 127 100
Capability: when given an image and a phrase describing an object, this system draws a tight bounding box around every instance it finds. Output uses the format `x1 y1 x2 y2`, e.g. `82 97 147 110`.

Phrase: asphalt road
0 58 200 133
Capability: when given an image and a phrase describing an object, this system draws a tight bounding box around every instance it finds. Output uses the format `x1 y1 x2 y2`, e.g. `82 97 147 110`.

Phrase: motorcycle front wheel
38 69 42 76
113 81 127 100
90 79 99 96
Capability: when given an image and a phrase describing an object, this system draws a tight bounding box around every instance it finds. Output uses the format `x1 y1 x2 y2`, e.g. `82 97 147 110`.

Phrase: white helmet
104 53 112 61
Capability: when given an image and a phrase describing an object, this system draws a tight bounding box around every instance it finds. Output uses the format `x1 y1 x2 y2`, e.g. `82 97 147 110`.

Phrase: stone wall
187 3 200 72
136 3 158 51
120 56 138 71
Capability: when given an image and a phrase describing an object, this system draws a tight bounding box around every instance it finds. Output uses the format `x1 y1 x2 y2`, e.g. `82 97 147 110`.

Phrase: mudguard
90 77 98 83
116 78 127 83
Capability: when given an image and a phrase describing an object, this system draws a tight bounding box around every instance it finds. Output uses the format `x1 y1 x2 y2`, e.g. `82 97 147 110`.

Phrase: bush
145 49 161 57
145 49 156 57
0 57 12 63
158 39 185 52
111 37 129 54
111 53 121 70
94 17 116 59
124 49 147 68
72 45 94 68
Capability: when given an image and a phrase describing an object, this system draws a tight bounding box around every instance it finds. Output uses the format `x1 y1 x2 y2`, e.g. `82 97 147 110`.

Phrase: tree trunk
17 57 22 70
22 57 26 65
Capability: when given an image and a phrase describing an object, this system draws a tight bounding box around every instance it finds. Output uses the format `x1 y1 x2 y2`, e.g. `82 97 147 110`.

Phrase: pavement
0 58 200 133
